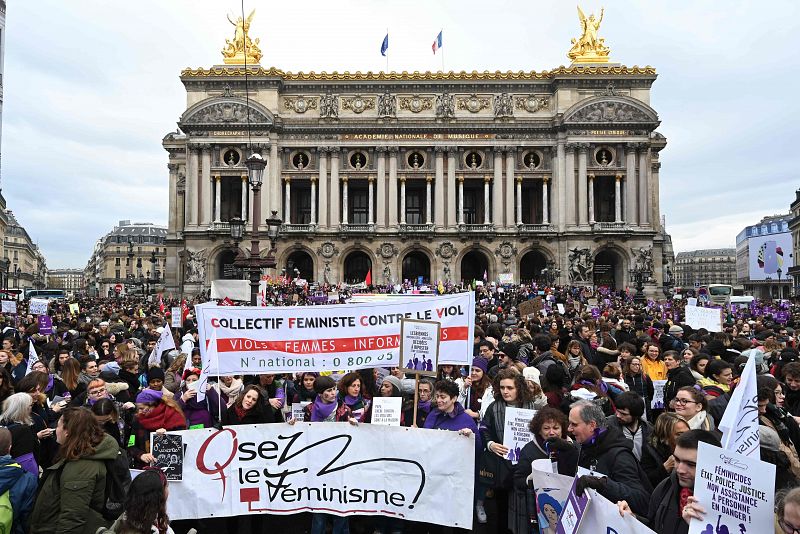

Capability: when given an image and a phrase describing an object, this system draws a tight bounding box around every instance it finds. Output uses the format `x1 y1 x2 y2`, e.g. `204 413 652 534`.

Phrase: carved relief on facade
569 100 651 122
317 242 340 259
283 96 318 114
568 247 593 283
319 94 339 119
184 101 270 124
377 91 397 118
341 95 376 114
457 94 491 113
435 93 455 118
435 242 457 260
376 242 399 260
493 93 514 118
185 249 207 283
514 95 549 113
399 95 433 113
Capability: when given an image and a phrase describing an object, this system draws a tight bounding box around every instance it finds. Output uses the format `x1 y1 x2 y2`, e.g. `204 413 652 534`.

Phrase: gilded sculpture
567 6 611 63
222 10 263 65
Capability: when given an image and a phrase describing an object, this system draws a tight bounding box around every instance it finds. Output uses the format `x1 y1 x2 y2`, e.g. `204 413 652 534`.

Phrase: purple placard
591 307 600 319
37 315 53 335
556 477 591 534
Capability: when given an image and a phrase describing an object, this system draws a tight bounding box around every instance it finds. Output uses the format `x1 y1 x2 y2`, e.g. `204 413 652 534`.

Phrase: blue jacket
0 454 37 534
423 402 482 450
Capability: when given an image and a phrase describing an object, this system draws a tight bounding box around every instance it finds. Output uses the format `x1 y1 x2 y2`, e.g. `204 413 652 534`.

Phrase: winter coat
639 439 672 488
663 365 696 406
647 471 689 534
479 399 536 489
0 454 37 534
29 434 120 534
163 370 182 395
603 415 652 461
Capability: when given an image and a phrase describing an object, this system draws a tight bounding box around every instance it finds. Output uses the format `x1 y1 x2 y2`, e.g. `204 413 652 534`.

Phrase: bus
24 289 66 301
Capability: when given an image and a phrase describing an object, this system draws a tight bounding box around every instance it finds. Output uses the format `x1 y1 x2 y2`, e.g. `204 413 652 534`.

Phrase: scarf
568 354 582 370
296 386 317 403
686 410 709 430
311 397 337 422
342 394 362 407
136 402 186 432
417 400 432 413
234 404 251 422
218 379 243 408
679 488 693 516
45 374 54 393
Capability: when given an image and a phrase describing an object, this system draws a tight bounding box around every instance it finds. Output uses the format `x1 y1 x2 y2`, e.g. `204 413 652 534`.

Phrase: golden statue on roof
567 6 611 63
222 9 263 65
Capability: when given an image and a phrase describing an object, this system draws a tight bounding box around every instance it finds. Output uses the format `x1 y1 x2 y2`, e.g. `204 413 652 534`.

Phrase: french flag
432 30 442 54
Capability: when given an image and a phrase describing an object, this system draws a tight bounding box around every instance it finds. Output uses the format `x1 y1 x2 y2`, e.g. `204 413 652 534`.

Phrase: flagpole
386 27 389 73
440 28 444 73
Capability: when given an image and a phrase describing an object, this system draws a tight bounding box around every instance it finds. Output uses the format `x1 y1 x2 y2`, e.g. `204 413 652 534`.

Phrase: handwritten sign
651 380 667 409
400 319 440 374
685 305 723 332
371 397 402 426
688 442 775 534
29 298 48 316
152 433 183 481
501 407 536 464
1 301 16 314
171 307 182 328
291 401 310 422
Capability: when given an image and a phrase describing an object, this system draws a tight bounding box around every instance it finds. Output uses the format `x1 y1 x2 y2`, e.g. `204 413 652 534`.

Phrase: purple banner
37 315 53 335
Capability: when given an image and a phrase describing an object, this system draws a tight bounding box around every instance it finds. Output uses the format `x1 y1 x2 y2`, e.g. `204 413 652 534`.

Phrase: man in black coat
663 352 696 406
618 429 721 534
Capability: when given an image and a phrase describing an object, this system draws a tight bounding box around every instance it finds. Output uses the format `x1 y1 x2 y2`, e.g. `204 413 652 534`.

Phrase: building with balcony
673 249 736 289
47 268 84 296
788 189 800 297
736 214 793 299
4 211 46 290
84 221 167 297
162 20 674 296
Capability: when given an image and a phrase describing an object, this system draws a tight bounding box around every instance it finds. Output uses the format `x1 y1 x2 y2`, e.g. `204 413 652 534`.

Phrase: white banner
684 305 723 332
718 353 759 457
195 293 474 374
210 280 250 301
166 423 474 527
1 301 16 314
688 442 774 534
577 489 656 534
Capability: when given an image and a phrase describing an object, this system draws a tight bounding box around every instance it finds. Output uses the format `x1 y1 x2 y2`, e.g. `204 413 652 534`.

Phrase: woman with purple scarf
336 372 369 422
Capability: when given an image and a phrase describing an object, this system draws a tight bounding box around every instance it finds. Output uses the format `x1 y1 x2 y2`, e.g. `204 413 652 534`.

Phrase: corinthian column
200 148 211 226
614 173 622 223
625 143 637 225
426 175 433 225
368 175 374 226
458 175 464 225
310 177 317 226
485 176 492 225
588 173 595 225
214 175 221 222
284 177 291 225
505 148 516 228
388 148 398 227
330 150 340 226
317 148 328 228
639 146 650 226
341 176 349 225
493 148 503 226
577 145 588 226
515 176 522 225
376 148 386 228
400 176 406 225
542 176 550 225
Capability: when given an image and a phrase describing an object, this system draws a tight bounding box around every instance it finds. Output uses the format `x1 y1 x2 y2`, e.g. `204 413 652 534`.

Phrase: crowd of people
0 283 798 534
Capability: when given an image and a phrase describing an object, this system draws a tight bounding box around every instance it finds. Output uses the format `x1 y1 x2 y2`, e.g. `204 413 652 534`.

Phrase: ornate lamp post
662 264 674 298
629 265 650 304
541 260 560 287
766 275 773 301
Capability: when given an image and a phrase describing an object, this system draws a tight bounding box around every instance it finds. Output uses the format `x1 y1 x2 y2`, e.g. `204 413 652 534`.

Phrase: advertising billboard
748 232 793 281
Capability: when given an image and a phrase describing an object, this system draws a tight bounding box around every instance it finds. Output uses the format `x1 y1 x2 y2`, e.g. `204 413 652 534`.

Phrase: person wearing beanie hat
129 385 186 468
472 357 489 374
460 358 495 424
147 366 165 387
379 375 404 397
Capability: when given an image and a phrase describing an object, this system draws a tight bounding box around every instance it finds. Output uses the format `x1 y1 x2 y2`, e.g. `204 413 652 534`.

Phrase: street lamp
13 266 20 289
629 265 651 304
541 260 560 287
766 275 773 301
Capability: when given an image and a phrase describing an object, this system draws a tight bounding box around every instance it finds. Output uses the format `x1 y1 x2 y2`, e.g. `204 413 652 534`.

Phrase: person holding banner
222 385 277 425
337 372 370 423
177 368 225 429
128 389 186 469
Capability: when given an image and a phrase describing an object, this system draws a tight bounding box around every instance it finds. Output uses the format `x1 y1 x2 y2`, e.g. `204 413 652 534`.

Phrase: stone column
388 147 399 227
577 145 588 226
493 148 503 226
555 139 565 231
485 176 492 225
269 142 280 217
310 177 317 226
614 173 622 223
330 150 340 226
186 146 198 226
341 176 349 225
639 146 649 226
368 175 374 226
505 148 516 228
651 157 661 231
446 147 457 227
167 164 178 233
214 175 221 222
542 176 550 225
434 148 444 228
625 144 637 225
241 176 248 222
376 148 386 228
426 175 433 225
399 176 406 225
200 148 211 226
458 175 464 225
515 176 522 225
588 173 595 225
284 177 292 224
564 144 576 226
318 148 328 228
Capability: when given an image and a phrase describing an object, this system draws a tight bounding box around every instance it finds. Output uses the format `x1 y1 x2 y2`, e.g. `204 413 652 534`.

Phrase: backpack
103 449 132 521
0 488 13 534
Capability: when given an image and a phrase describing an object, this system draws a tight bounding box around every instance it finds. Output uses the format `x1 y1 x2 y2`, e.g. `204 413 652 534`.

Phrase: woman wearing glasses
623 357 654 421
670 386 715 431
778 486 800 534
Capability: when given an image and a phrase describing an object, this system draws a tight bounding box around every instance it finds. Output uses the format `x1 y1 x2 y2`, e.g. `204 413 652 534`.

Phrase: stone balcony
517 223 555 234
339 223 375 235
282 223 317 234
399 223 435 235
458 223 496 236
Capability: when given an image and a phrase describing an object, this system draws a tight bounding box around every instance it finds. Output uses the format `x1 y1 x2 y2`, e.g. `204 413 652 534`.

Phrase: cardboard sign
399 319 441 375
688 442 775 534
556 303 566 315
37 315 53 335
68 303 80 315
152 433 183 481
371 397 402 426
171 307 182 327
501 407 536 464
1 301 16 314
29 298 48 316
519 297 543 318
291 401 310 422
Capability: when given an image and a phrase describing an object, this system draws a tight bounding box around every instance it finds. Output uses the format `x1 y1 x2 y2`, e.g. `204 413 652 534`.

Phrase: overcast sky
3 0 798 268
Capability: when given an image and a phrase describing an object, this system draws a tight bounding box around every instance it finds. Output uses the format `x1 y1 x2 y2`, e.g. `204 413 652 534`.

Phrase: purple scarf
418 400 432 413
45 374 54 393
343 394 361 406
311 397 337 422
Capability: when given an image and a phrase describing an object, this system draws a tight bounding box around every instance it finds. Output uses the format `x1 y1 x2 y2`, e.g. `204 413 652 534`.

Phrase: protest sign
152 433 183 481
688 442 775 534
686 297 698 307
575 489 656 534
556 303 566 315
556 477 591 534
718 353 759 457
37 315 53 335
530 468 573 532
291 401 311 422
29 298 48 316
684 305 722 332
400 319 440 374
498 273 514 285
519 297 543 318
194 292 473 374
25 343 39 376
1 300 16 314
651 380 667 409
370 397 402 426
171 307 182 328
165 423 474 527
501 407 536 464
68 303 80 315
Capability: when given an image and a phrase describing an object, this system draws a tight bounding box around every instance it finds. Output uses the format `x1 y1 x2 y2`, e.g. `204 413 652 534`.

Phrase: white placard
29 298 49 316
684 305 723 332
171 307 182 328
501 407 536 464
1 301 16 314
400 319 441 373
370 397 402 426
165 423 474 528
686 297 698 307
291 401 310 422
688 442 775 534
576 489 656 534
498 273 514 284
556 303 566 314
651 379 667 409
